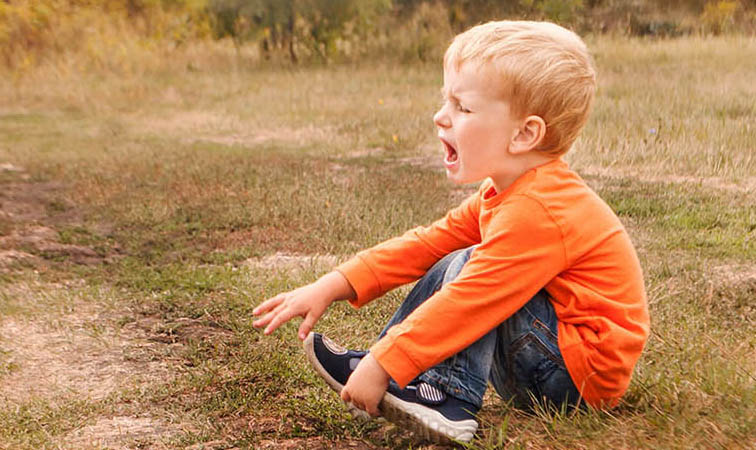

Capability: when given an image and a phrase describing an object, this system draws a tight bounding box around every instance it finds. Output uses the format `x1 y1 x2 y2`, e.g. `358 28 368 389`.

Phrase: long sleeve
335 186 483 307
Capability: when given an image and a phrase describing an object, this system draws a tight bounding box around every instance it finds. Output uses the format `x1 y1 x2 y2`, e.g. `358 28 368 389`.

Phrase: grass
0 35 754 448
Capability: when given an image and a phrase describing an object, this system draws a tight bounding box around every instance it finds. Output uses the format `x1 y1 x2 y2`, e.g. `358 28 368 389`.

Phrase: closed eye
440 89 472 114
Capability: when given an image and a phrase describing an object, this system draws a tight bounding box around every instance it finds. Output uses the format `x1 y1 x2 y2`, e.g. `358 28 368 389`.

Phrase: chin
445 172 468 185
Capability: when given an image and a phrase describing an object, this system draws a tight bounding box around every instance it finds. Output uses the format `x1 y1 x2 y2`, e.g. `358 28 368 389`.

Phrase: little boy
253 20 649 444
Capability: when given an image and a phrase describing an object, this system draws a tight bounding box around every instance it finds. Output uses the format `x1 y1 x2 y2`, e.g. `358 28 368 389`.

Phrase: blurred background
2 0 755 71
1 2 754 448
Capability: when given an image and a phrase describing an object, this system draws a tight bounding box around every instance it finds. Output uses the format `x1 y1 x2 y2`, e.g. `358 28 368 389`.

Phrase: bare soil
132 110 335 148
0 166 120 268
65 416 180 449
243 252 339 273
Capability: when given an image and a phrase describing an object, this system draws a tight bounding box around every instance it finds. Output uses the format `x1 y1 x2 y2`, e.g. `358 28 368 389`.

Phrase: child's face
433 63 523 190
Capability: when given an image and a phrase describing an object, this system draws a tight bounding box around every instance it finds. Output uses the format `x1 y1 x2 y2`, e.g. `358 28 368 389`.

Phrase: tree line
1 0 754 68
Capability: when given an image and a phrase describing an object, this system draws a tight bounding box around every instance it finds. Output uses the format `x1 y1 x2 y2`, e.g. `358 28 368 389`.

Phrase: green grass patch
594 177 756 259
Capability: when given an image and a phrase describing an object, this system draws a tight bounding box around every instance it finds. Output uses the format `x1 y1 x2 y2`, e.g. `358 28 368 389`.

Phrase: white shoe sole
303 333 478 443
381 391 478 444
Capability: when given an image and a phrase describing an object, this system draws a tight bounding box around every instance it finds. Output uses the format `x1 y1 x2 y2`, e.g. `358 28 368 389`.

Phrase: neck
490 153 557 193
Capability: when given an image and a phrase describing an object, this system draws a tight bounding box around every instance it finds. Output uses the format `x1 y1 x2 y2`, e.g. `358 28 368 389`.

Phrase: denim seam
532 318 559 346
510 332 565 368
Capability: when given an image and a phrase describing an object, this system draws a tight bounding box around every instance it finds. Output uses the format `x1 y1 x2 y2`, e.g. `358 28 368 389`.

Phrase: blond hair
444 21 596 156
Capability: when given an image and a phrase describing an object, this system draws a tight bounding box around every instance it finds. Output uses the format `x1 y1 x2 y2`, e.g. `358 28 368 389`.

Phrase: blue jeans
378 246 581 411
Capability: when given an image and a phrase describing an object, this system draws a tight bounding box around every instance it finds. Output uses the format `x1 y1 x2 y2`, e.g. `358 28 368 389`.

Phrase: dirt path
0 297 184 447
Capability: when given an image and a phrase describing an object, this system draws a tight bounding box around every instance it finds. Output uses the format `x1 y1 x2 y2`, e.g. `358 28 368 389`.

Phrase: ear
509 115 546 155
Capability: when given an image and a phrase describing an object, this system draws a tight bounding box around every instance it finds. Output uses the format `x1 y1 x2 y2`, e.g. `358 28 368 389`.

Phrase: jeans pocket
510 331 564 373
532 318 559 346
505 332 576 408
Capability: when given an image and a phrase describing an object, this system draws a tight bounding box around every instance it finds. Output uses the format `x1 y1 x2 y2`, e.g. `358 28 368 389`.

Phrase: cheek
457 121 484 144
460 123 497 150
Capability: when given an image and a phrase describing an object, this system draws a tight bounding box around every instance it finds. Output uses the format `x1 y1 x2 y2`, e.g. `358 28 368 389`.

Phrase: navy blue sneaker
381 380 479 443
303 332 370 419
304 332 479 443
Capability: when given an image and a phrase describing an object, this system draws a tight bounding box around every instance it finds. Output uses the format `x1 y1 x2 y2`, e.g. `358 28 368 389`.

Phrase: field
0 35 754 449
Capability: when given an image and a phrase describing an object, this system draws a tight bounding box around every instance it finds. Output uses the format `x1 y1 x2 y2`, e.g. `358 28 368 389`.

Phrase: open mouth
442 139 459 164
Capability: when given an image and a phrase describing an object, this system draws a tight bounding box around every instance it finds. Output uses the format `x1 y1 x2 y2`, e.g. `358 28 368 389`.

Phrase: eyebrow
440 86 459 101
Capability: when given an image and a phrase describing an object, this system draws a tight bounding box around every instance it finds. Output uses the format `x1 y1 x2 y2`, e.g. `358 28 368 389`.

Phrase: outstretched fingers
253 294 285 317
262 305 302 335
253 293 291 327
252 307 278 329
253 283 329 337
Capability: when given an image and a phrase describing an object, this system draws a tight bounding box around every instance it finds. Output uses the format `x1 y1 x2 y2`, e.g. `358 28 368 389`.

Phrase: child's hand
340 354 390 417
252 271 356 340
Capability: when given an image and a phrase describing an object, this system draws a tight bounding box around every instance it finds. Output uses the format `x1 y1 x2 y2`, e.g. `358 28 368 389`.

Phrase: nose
433 104 451 129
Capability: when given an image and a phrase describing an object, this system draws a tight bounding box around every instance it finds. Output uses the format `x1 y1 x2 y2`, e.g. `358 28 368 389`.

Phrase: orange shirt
335 158 649 408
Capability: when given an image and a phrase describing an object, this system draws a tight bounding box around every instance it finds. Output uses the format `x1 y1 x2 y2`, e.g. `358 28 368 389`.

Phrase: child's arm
252 271 356 340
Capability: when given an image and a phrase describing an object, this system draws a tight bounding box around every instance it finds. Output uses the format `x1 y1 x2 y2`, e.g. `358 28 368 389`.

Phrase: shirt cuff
369 335 422 388
334 255 383 308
